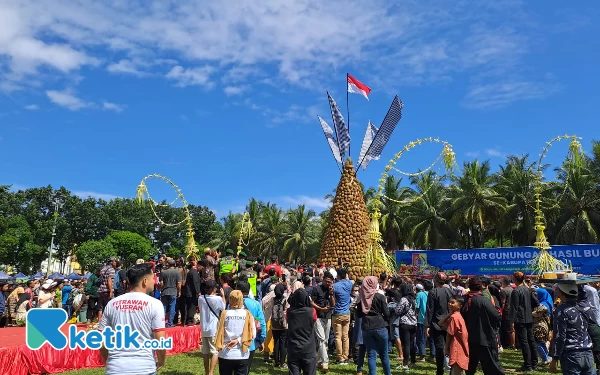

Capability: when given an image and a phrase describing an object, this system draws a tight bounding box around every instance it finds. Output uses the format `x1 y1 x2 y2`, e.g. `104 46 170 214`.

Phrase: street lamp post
47 193 64 276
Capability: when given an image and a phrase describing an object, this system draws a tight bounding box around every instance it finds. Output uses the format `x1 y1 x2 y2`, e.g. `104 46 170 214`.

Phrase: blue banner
395 244 600 276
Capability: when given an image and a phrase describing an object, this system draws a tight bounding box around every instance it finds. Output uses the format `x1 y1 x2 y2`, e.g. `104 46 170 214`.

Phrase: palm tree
252 203 287 256
282 205 318 262
554 157 600 244
209 212 242 251
494 155 537 246
379 175 413 251
402 172 453 249
449 161 508 248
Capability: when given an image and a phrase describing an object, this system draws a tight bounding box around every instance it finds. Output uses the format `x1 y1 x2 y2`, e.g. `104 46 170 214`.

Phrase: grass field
62 349 553 375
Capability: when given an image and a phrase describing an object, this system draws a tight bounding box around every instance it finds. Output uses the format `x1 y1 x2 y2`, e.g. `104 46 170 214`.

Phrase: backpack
95 273 104 287
271 299 287 330
114 270 121 291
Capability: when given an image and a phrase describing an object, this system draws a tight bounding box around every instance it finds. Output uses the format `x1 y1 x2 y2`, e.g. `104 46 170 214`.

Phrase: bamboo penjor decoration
528 135 582 275
136 174 199 260
367 138 456 275
237 212 252 255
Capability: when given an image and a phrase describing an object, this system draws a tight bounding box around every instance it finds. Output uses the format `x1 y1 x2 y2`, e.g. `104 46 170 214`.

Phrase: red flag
347 74 371 100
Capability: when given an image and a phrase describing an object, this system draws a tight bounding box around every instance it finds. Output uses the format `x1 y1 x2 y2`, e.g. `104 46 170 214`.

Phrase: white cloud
224 86 247 96
46 90 90 111
281 196 330 210
485 148 506 158
463 80 560 109
166 65 214 88
102 101 125 112
73 191 118 201
465 151 480 158
107 59 145 76
0 1 566 108
24 104 39 110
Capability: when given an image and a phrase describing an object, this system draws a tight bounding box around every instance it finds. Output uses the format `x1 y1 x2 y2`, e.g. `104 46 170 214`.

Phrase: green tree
106 231 154 267
282 205 318 262
75 239 117 271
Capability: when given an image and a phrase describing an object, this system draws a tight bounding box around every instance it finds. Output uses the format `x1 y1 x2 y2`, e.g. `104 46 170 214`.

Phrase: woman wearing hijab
271 284 288 368
261 283 277 364
358 276 391 375
287 288 317 375
38 280 57 308
215 290 256 375
5 286 24 326
536 287 553 313
396 283 418 370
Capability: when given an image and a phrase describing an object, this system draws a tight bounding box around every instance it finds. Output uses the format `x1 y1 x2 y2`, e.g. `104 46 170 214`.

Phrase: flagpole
346 73 350 158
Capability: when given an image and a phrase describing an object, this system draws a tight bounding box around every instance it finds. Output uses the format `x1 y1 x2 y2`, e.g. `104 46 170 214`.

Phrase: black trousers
430 328 447 375
246 350 255 375
273 329 288 366
174 296 186 325
218 358 248 375
466 344 504 375
184 296 198 325
288 355 317 375
399 324 417 365
514 322 538 369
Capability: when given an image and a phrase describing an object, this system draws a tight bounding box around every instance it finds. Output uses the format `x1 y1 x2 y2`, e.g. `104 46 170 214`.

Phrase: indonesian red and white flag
347 74 371 100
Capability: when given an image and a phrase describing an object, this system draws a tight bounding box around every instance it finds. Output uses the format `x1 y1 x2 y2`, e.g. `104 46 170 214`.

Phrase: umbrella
83 272 92 279
66 273 81 280
48 272 65 279
32 272 44 279
0 271 14 280
15 272 29 279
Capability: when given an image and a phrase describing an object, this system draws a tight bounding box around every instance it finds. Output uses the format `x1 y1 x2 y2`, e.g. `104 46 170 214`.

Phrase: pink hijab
360 276 379 314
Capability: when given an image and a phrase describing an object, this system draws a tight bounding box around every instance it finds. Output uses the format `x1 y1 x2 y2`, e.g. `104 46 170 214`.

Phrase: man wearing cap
159 259 182 327
97 257 117 322
237 251 248 271
549 284 595 374
219 249 237 276
415 283 428 361
236 261 258 298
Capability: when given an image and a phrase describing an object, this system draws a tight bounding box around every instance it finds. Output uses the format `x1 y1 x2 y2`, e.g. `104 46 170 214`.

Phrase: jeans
363 327 391 375
62 304 72 319
356 344 366 373
273 329 288 366
333 314 351 361
536 341 549 362
515 322 538 369
315 318 331 366
161 295 177 327
560 350 595 375
288 356 317 375
399 324 417 365
416 323 427 356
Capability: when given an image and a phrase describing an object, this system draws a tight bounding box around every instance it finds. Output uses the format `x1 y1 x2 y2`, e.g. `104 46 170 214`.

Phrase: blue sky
1 1 599 218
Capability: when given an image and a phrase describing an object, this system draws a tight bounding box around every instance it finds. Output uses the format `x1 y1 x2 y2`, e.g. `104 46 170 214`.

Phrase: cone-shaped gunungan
319 158 380 277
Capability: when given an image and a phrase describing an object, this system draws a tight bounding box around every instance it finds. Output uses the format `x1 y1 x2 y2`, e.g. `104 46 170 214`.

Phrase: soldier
236 261 258 298
237 251 248 271
219 249 237 277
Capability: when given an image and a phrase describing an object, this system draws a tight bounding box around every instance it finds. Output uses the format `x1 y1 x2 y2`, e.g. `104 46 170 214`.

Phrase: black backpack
271 298 287 330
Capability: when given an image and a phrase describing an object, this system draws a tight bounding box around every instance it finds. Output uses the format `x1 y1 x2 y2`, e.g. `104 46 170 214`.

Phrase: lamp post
47 192 65 276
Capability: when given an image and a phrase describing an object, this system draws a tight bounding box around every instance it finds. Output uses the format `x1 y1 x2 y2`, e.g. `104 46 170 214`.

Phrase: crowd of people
2 249 600 375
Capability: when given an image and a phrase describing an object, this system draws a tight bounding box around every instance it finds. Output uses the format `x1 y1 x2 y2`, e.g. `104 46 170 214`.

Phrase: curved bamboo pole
237 212 252 255
368 137 456 275
136 174 198 260
529 135 582 275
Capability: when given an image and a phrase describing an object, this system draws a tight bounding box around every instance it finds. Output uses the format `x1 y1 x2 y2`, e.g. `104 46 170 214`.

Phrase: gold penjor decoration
136 174 199 260
368 138 456 275
528 135 582 275
237 212 253 255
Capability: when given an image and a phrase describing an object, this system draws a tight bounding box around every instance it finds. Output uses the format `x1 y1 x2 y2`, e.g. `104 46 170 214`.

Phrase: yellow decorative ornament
367 138 456 275
529 135 582 275
136 174 199 260
237 212 253 255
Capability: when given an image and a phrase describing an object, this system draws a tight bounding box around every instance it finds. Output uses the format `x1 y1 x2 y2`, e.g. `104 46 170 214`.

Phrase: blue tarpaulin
15 272 29 279
48 272 65 279
395 244 600 276
66 273 82 280
0 271 13 280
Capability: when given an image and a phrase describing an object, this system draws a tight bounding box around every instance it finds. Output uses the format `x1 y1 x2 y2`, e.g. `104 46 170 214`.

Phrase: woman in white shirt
215 290 256 375
38 280 57 308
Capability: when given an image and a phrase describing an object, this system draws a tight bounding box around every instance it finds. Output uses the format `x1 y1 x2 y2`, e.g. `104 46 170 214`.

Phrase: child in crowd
440 296 469 375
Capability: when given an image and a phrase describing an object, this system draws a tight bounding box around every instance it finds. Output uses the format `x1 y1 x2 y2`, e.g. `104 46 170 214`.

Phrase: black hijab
275 284 286 303
289 288 312 308
400 283 416 308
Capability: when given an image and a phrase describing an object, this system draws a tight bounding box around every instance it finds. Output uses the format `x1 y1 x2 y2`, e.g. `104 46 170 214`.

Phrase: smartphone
337 257 342 266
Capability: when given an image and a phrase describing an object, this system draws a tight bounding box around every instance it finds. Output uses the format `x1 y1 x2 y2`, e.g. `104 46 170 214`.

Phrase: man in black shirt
425 272 454 375
184 259 202 325
509 271 539 372
463 277 504 375
311 271 335 373
114 261 128 297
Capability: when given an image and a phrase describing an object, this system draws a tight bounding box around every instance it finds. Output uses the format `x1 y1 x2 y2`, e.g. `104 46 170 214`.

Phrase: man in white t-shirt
198 280 225 375
99 263 167 374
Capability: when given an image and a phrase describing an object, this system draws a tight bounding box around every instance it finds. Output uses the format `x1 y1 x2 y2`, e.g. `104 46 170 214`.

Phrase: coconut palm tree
402 171 454 249
208 212 242 251
282 205 318 262
449 161 508 248
379 175 413 251
252 203 287 256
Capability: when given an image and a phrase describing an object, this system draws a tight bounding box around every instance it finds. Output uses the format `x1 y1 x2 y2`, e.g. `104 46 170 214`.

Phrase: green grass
61 349 552 375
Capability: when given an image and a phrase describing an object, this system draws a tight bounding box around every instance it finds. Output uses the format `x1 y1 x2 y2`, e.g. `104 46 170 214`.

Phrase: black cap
271 255 278 262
